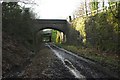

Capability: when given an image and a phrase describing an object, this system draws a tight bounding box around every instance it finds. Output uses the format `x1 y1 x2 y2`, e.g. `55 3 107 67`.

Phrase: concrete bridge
32 19 79 52
33 19 70 43
32 19 70 37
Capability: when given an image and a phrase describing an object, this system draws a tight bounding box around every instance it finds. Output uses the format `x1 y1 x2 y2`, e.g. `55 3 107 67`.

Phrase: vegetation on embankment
72 8 119 53
2 2 36 51
85 11 119 53
2 31 34 77
2 2 36 77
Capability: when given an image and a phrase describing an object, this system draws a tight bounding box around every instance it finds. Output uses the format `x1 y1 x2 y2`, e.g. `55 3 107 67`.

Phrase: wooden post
69 16 72 22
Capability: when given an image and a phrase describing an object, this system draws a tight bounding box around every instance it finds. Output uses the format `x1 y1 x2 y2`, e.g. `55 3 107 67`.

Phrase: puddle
47 43 86 79
63 59 86 79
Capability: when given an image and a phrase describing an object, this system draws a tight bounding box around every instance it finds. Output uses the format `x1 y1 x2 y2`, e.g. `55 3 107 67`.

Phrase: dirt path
22 43 74 78
22 44 53 78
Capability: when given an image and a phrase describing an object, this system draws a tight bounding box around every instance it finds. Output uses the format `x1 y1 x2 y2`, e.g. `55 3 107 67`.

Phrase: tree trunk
85 0 88 16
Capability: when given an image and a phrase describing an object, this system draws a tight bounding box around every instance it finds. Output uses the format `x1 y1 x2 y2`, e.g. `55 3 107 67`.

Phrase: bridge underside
33 19 68 33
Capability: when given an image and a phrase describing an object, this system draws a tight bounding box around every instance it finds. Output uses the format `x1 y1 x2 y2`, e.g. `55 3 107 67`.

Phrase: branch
109 5 118 19
19 0 38 6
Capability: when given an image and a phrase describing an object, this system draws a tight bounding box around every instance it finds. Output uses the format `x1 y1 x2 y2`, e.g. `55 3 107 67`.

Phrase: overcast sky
27 0 84 19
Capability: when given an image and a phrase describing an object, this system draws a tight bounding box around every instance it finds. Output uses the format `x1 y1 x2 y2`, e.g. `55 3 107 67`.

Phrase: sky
25 0 83 19
18 0 110 19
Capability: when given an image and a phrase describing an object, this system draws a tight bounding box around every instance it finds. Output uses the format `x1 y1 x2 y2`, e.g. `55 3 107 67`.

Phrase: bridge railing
70 3 116 20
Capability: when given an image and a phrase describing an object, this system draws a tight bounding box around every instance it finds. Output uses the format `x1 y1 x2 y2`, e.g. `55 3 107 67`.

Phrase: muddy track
47 43 119 79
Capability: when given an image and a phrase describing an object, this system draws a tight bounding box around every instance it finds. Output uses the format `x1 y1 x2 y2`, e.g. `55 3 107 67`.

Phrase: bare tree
85 0 88 16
